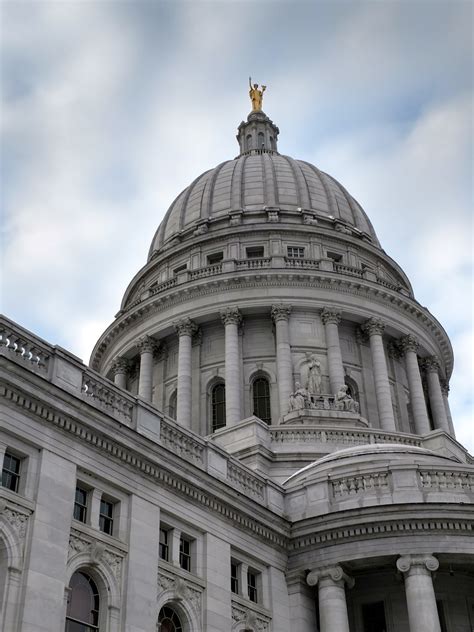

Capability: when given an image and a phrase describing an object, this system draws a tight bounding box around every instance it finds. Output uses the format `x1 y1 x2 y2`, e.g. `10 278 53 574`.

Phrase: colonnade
110 306 452 436
307 554 442 632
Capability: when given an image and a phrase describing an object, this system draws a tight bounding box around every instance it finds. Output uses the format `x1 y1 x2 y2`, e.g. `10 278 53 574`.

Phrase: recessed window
73 486 88 523
207 252 223 265
2 452 21 493
211 383 226 432
179 536 191 572
287 246 305 259
99 498 114 535
246 246 264 258
169 390 177 420
231 561 239 594
361 601 387 632
252 377 271 424
327 250 343 262
173 264 187 275
159 527 169 561
66 572 100 632
158 606 183 632
247 569 259 603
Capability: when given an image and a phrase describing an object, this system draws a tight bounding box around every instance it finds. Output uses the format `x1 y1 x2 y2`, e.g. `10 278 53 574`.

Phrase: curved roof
148 152 380 257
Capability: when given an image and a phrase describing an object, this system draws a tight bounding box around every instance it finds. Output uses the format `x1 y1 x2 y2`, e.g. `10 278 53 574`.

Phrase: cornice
0 380 290 550
91 272 452 377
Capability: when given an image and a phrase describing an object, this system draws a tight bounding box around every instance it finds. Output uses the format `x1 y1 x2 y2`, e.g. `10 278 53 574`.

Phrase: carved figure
306 355 322 394
289 382 311 411
249 77 266 111
335 385 359 413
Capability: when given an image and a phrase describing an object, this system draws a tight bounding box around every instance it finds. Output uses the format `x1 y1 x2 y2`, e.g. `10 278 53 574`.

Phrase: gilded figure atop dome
249 77 266 111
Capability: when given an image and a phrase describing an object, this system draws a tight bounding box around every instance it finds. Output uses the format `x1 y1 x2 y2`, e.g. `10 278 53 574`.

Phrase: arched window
211 383 226 432
252 377 271 424
344 376 360 407
258 131 265 149
158 605 183 632
168 390 177 420
246 134 252 151
65 571 100 631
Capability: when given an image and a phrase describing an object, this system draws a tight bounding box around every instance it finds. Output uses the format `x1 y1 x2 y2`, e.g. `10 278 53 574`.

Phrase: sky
1 0 472 451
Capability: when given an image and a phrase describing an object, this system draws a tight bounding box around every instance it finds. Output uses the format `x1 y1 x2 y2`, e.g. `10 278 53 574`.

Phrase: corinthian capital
362 317 386 337
137 335 158 354
421 355 441 374
220 306 242 326
307 565 354 589
396 554 439 574
440 378 450 396
111 356 130 376
271 303 292 323
398 334 419 355
321 308 342 325
174 317 198 337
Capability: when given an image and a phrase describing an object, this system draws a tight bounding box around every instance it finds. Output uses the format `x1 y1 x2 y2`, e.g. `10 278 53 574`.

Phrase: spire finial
249 77 266 112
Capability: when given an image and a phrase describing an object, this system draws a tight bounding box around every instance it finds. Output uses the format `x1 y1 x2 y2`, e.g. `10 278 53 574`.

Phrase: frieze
0 500 29 540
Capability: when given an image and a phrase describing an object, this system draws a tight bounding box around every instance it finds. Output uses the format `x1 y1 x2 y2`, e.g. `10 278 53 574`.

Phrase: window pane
179 537 191 572
212 383 226 432
159 528 169 561
2 453 20 492
253 378 271 424
74 487 88 523
66 572 99 629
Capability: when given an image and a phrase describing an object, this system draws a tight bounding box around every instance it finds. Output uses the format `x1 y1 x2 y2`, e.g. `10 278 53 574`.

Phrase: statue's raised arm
248 77 266 112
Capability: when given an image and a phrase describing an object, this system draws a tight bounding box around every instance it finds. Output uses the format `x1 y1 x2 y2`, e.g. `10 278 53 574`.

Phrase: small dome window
211 382 226 432
253 377 271 424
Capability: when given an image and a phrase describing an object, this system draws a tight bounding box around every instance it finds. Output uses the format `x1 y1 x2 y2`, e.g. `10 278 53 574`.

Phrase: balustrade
0 322 50 374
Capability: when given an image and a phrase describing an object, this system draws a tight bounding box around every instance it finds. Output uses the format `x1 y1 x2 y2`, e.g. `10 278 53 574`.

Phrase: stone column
423 357 450 433
321 308 345 394
307 565 354 632
111 356 129 390
362 318 396 431
398 335 430 435
137 336 157 402
396 555 441 632
220 307 242 426
440 379 455 437
271 304 293 416
174 317 197 429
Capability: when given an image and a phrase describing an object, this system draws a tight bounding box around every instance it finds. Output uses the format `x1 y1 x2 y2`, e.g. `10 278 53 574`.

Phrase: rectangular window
246 246 264 258
231 562 239 594
173 264 187 275
207 252 223 265
159 527 169 561
73 486 88 523
99 498 114 535
179 536 191 572
361 601 387 632
287 246 305 259
247 570 258 603
2 452 21 492
327 250 343 262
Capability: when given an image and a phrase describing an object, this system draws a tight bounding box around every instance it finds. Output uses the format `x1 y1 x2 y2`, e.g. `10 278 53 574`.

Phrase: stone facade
1 109 473 631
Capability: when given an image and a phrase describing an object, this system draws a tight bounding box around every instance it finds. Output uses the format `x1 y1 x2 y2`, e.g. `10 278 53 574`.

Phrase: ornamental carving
361 317 386 337
320 308 341 326
158 571 202 613
111 357 130 376
307 565 354 588
440 378 450 396
220 307 242 326
174 317 198 337
0 501 29 539
398 334 419 355
231 602 270 632
396 554 439 574
421 355 441 374
137 335 158 354
271 303 292 322
68 532 124 583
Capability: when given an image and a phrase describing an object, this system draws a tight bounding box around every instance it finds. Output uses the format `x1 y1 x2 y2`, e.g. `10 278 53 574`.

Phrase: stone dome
148 112 380 257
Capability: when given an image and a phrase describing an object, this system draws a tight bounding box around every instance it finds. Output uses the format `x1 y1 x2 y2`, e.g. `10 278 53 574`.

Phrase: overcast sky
1 0 472 451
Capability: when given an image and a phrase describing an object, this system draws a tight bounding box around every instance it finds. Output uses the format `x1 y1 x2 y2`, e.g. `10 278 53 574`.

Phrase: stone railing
331 472 390 498
235 257 272 270
419 469 474 492
376 276 400 291
189 263 223 280
271 426 422 447
227 461 266 501
285 256 320 269
82 374 135 425
159 418 205 465
333 263 364 277
0 321 51 375
150 278 177 296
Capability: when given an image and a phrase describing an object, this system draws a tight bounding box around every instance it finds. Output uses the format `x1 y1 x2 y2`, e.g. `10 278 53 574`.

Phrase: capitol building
1 88 473 632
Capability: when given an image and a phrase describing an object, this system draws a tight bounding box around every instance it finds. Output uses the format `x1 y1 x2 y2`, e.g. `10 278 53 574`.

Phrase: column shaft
321 309 345 394
397 556 441 632
271 305 293 416
398 336 430 435
425 359 450 433
176 332 193 428
115 372 127 389
221 308 242 426
137 338 156 402
363 319 396 431
318 579 350 632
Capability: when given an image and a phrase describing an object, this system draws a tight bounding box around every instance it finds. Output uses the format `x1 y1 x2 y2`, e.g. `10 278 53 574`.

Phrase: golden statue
249 77 266 111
